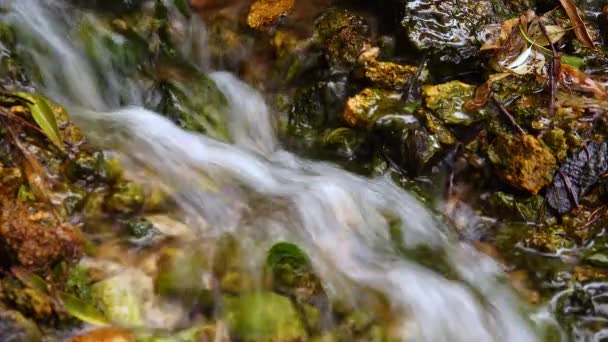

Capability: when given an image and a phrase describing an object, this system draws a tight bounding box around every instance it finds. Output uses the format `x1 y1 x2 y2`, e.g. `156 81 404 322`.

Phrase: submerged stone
487 133 557 194
223 292 307 341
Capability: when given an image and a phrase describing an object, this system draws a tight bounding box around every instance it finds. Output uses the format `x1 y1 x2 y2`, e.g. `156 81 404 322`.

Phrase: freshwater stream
2 0 557 340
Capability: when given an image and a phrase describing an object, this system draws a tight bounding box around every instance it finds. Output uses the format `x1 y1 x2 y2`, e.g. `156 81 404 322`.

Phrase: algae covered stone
362 60 418 89
423 81 487 125
344 88 403 128
223 292 307 341
488 133 557 194
314 9 370 68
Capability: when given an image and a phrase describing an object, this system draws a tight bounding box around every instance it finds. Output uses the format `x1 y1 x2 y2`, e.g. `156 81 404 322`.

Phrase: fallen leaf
14 92 64 151
558 0 595 48
61 292 109 327
546 142 608 214
559 64 607 97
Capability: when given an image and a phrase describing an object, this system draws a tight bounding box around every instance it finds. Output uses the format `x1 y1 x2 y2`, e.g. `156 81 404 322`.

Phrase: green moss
65 265 93 302
543 128 569 161
106 181 144 215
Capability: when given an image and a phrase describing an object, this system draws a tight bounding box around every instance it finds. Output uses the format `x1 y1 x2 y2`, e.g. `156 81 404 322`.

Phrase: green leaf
12 267 48 294
560 54 584 69
60 292 109 326
14 92 64 151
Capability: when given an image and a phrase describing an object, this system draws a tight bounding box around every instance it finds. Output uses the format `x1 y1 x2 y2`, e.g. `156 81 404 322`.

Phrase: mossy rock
423 81 487 125
488 133 557 194
222 292 307 341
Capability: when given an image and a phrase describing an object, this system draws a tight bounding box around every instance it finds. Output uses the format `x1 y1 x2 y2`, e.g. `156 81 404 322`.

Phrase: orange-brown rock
0 201 83 271
247 0 296 30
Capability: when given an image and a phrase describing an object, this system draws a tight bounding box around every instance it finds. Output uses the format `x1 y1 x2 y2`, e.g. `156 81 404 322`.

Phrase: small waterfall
2 0 546 340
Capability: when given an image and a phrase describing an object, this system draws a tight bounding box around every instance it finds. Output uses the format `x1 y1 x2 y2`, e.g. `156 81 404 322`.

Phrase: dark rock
400 0 508 63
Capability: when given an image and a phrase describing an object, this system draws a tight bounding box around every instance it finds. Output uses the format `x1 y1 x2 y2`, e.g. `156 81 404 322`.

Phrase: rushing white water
2 1 547 340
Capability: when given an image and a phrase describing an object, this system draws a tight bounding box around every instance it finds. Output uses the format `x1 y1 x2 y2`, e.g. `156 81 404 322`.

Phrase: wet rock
0 309 42 342
0 201 83 271
247 0 296 31
287 74 350 142
487 133 557 194
424 112 457 145
546 141 608 214
265 242 324 304
361 60 418 89
153 66 229 141
343 88 403 128
314 9 371 68
404 129 442 174
400 0 508 63
223 292 307 341
423 81 487 125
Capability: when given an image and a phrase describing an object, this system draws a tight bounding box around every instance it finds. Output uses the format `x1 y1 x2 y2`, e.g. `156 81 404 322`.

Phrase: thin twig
492 96 526 135
0 107 46 135
537 20 559 117
406 58 428 102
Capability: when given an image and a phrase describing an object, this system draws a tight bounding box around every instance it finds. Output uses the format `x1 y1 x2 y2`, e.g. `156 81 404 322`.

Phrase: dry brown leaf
559 64 607 97
558 0 595 48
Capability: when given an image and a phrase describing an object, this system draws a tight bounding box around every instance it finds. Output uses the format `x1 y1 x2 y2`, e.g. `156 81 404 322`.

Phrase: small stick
0 107 46 135
492 96 525 135
538 19 559 117
406 58 428 102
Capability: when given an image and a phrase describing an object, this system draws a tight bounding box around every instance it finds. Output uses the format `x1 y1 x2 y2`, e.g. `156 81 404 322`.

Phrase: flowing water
2 0 556 340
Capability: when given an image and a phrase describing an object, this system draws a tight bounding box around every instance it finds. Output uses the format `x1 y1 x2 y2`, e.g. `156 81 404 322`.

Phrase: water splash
3 0 544 340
